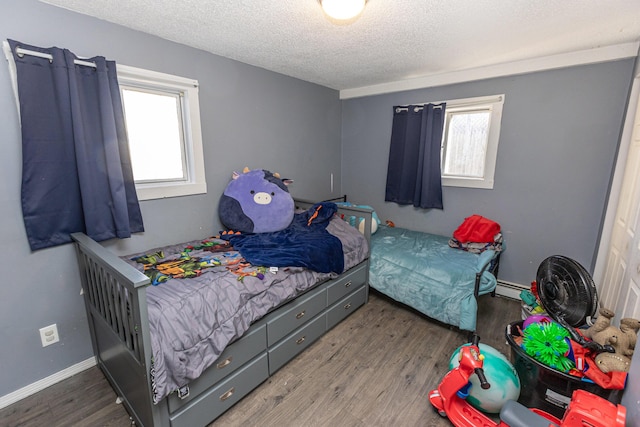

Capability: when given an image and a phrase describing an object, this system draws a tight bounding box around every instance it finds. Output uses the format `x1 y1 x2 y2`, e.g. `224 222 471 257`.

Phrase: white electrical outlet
39 324 59 347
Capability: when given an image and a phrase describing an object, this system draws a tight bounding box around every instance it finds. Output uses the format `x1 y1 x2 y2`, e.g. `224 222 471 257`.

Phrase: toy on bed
218 169 348 274
219 167 294 233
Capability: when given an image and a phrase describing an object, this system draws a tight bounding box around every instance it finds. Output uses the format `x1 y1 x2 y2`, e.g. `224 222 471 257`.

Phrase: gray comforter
124 216 368 403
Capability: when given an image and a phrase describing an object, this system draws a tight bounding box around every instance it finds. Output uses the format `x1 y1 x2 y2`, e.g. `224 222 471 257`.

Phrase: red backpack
453 215 501 243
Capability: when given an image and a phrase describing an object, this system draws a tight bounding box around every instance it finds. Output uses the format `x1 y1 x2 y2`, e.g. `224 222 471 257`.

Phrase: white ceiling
41 0 640 92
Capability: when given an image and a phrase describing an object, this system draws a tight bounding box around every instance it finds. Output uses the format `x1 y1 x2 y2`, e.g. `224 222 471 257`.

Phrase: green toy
522 321 574 372
519 289 538 308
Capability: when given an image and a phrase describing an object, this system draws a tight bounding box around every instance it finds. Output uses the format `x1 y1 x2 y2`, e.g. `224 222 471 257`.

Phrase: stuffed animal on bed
219 168 294 233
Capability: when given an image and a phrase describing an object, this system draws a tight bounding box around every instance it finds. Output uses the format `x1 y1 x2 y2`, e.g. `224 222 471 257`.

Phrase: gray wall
341 61 635 286
0 0 341 397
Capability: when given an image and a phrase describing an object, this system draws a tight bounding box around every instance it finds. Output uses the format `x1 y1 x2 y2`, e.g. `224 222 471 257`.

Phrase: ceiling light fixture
320 0 366 22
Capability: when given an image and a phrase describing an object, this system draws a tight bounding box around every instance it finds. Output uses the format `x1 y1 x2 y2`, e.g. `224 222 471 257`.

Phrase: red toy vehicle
428 335 626 427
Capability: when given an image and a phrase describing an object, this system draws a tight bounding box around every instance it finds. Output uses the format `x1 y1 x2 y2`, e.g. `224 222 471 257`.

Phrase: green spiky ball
522 321 574 372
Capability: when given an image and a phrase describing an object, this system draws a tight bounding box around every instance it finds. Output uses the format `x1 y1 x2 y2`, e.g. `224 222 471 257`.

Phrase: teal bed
368 225 500 332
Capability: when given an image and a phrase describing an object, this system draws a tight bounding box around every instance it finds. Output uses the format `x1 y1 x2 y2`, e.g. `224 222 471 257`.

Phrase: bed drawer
326 262 367 306
168 353 268 427
266 287 326 346
167 323 266 412
326 285 367 330
268 314 326 374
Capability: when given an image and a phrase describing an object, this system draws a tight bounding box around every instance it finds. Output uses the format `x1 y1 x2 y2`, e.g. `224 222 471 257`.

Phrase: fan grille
536 255 597 327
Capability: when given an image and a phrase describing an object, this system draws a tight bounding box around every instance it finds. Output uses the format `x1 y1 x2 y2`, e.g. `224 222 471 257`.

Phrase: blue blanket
369 225 498 331
220 202 344 273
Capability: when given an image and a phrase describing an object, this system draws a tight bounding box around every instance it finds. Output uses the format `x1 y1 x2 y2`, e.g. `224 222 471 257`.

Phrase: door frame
593 68 640 300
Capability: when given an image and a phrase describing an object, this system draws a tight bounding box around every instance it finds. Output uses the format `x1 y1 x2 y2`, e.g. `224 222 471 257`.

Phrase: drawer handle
296 336 306 345
220 387 235 402
345 281 352 288
216 356 233 369
344 303 352 310
295 310 306 319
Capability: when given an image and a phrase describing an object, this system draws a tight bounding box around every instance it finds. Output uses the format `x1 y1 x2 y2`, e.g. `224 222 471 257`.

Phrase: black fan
536 255 597 327
536 255 612 353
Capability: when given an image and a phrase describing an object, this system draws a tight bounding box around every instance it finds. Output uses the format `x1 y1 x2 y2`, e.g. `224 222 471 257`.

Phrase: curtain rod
14 46 97 68
394 95 504 113
395 104 444 113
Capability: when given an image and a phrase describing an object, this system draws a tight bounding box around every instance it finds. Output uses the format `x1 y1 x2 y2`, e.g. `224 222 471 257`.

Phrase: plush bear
582 308 616 344
619 317 640 357
218 168 294 233
584 308 640 373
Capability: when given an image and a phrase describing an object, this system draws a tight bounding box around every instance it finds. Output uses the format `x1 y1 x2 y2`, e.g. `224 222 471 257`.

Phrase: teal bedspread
369 225 498 331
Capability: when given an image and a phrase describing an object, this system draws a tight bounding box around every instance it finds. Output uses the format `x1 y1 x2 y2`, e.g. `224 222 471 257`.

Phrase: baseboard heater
495 279 529 300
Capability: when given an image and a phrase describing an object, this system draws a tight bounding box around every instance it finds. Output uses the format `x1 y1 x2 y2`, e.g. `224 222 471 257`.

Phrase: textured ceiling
41 0 640 91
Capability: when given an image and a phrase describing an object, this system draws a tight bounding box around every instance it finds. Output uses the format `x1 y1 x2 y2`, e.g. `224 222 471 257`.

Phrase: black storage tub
505 320 623 419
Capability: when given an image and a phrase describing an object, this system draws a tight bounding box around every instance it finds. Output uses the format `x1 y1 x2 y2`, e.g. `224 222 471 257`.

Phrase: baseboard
0 356 96 410
495 279 529 300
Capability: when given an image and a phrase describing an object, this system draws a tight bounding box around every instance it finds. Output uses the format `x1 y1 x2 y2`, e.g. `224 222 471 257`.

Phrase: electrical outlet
39 324 59 347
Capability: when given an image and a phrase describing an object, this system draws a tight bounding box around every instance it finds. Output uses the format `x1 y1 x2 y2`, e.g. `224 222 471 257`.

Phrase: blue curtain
385 103 446 209
8 40 144 250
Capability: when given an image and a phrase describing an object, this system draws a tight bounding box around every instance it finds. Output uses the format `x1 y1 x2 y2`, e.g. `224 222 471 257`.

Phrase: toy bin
505 320 623 420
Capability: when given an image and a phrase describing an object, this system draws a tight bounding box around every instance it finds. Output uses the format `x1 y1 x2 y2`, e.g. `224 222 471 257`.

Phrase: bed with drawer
71 200 373 427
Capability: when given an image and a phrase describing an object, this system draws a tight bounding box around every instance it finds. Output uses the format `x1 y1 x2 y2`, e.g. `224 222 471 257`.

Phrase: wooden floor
0 291 520 427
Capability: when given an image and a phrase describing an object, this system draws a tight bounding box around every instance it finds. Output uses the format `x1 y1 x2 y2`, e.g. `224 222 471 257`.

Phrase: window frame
117 65 206 200
440 94 504 189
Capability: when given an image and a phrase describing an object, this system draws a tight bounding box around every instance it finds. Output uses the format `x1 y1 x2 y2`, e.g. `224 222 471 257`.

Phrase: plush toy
583 307 640 373
620 317 640 356
219 168 294 233
582 308 615 343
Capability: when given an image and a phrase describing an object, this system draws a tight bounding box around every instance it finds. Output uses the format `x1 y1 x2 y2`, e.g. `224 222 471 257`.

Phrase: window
441 95 504 189
118 65 206 200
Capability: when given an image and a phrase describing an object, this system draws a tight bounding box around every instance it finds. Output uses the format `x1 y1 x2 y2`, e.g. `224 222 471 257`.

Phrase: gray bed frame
71 200 373 427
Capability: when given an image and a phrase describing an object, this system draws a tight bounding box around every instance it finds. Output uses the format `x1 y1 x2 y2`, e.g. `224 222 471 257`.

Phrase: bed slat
72 233 150 364
78 251 142 360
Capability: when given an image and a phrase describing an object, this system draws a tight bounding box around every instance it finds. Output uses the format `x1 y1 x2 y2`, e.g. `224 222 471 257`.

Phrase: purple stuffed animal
219 168 294 233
